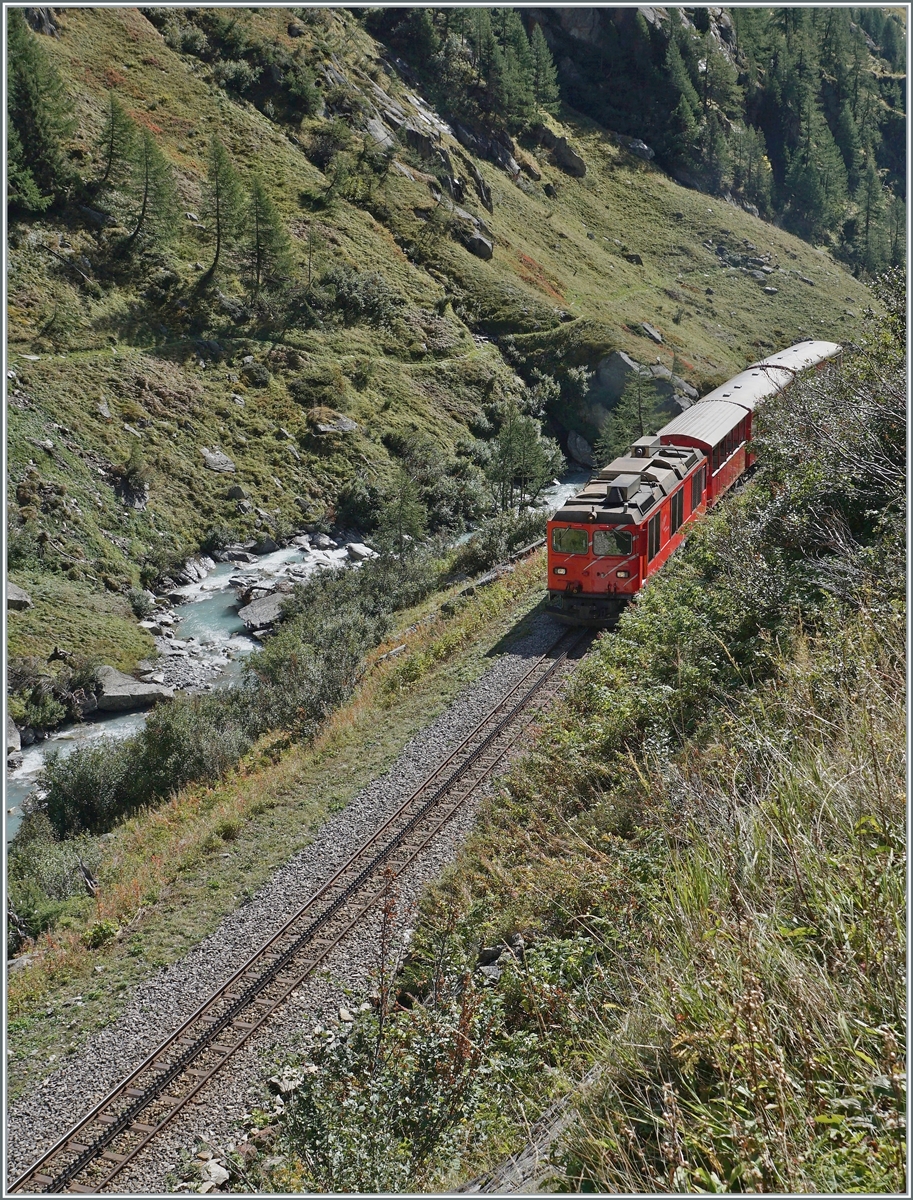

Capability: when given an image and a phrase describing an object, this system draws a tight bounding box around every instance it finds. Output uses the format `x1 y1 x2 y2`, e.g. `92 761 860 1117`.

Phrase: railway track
11 626 591 1196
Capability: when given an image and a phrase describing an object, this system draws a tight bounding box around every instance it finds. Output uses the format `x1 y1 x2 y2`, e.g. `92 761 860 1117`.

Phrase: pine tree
376 470 428 558
124 129 178 249
595 371 666 466
486 404 563 512
853 160 890 276
6 8 75 211
95 92 136 193
529 22 560 113
203 137 245 276
243 175 292 298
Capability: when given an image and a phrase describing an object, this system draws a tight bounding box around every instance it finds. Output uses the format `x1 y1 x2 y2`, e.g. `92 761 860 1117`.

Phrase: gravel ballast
7 612 573 1192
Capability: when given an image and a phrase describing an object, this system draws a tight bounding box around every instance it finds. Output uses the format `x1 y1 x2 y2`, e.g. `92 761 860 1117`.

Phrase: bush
127 587 154 619
212 58 261 95
450 510 546 577
320 264 402 328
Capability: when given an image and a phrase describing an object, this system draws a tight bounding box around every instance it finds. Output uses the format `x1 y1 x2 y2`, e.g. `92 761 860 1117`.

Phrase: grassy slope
7 6 873 664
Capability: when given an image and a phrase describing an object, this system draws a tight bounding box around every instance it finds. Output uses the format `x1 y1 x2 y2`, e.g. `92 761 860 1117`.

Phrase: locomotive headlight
553 567 567 575
616 570 630 579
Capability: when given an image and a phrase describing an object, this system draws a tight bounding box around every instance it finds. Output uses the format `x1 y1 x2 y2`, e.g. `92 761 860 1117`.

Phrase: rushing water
5 473 590 841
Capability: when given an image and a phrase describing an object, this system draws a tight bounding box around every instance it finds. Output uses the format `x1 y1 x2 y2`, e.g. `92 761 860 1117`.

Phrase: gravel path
7 611 570 1193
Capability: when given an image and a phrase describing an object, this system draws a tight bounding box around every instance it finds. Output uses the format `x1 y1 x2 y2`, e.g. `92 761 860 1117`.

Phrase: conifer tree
204 137 245 276
95 92 136 193
595 371 666 467
7 8 75 211
529 22 560 113
243 175 292 298
124 129 178 249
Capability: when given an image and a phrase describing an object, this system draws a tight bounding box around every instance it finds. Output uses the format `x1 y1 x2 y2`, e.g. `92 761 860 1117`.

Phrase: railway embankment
227 276 903 1195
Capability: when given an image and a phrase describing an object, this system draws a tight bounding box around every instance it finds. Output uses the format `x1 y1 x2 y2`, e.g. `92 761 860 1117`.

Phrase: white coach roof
695 340 843 414
659 399 747 448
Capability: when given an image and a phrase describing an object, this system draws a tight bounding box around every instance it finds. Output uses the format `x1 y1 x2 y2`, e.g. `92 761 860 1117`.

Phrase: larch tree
596 370 666 466
243 174 292 298
529 21 560 113
124 128 179 250
203 137 245 276
7 7 75 212
95 92 136 193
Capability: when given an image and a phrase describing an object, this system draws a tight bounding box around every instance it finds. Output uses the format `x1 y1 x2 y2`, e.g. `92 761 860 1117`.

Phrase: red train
546 340 842 627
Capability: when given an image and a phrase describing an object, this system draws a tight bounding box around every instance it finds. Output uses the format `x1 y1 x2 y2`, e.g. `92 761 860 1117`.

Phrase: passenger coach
546 340 842 627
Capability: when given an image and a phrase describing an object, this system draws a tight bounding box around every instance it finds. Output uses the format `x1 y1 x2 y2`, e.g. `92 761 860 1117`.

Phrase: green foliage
203 136 245 275
6 8 75 213
280 984 498 1192
94 91 136 193
243 174 293 299
449 508 546 577
8 812 100 941
83 919 118 949
123 129 179 250
484 402 563 512
529 22 560 113
374 470 428 557
595 370 667 465
320 265 402 328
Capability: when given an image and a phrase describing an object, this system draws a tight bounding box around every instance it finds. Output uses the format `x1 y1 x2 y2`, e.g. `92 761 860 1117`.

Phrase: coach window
670 489 684 535
593 529 633 556
551 526 589 554
647 513 661 560
691 465 705 511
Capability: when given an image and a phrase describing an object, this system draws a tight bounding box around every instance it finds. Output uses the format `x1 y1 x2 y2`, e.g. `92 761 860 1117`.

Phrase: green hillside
7 6 876 667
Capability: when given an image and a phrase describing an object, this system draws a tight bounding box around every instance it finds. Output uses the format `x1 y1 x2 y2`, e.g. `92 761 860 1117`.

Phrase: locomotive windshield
593 529 633 556
551 526 589 554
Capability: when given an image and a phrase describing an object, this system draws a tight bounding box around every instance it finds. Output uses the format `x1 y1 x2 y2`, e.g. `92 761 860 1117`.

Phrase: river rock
345 542 376 562
253 536 280 555
7 716 21 756
200 447 236 472
95 665 174 712
238 592 287 630
312 534 337 550
567 430 596 468
7 583 33 610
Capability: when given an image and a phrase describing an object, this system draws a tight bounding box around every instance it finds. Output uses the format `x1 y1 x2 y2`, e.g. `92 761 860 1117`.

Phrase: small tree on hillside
95 91 136 193
123 129 179 250
596 370 667 465
486 403 564 512
203 136 245 276
529 22 560 113
243 174 292 298
375 470 428 558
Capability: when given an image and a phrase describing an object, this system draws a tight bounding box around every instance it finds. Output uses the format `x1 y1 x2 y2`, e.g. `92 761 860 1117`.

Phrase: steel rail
11 627 589 1196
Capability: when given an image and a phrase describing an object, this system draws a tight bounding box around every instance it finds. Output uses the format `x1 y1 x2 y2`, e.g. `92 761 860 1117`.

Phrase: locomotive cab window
551 526 589 555
593 529 633 557
647 513 661 560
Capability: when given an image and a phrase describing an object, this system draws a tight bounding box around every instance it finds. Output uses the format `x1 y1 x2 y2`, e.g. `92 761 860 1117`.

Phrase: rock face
567 430 596 468
315 416 358 434
7 715 21 756
7 583 33 610
238 592 286 631
532 125 586 177
95 665 173 711
200 447 236 472
464 232 494 260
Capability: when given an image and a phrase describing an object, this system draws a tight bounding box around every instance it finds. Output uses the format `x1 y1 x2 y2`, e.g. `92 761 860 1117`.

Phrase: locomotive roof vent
607 473 641 505
630 435 662 458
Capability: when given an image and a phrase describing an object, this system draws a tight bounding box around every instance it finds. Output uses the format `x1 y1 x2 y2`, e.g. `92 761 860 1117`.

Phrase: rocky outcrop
531 125 586 177
7 715 21 756
567 430 596 468
464 233 494 260
200 447 236 472
95 665 173 712
7 583 33 610
237 592 287 631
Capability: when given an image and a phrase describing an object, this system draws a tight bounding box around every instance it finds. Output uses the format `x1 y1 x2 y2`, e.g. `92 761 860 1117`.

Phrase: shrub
127 587 154 619
83 919 118 949
212 58 261 95
450 510 546 577
320 264 401 328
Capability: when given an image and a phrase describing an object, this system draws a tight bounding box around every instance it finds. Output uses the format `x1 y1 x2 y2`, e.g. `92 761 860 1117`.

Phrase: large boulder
238 592 287 631
7 583 33 611
7 715 21 756
464 233 494 260
551 136 586 177
95 665 173 712
567 430 596 468
200 447 236 472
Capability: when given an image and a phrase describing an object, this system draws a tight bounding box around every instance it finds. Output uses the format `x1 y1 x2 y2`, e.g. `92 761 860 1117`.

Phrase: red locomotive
546 340 842 627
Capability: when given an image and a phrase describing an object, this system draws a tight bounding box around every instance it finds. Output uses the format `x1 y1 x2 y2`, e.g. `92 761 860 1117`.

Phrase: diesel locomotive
546 340 842 627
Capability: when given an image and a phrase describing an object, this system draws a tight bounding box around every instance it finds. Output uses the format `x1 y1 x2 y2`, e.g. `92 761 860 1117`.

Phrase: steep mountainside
7 6 876 670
